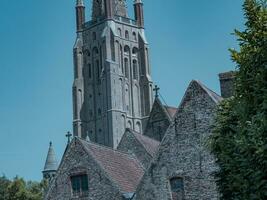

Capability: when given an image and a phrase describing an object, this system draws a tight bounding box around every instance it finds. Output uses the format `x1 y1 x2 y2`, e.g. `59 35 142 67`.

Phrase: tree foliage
210 0 267 199
0 176 46 200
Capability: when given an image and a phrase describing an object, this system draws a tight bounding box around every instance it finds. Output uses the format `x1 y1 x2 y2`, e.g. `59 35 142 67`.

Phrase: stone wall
45 140 123 200
144 98 171 141
117 130 153 169
134 81 219 200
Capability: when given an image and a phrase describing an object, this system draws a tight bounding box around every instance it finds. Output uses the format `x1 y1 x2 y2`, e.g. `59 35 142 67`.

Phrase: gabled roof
78 139 144 193
129 129 160 157
178 80 223 107
43 142 58 172
164 105 177 119
196 80 223 103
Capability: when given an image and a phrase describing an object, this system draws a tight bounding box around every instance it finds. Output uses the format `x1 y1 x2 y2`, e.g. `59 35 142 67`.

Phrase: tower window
133 32 137 41
118 28 122 37
92 32 96 40
170 177 184 200
133 60 138 80
125 30 129 39
88 64 92 78
124 58 129 79
71 174 89 197
98 108 102 116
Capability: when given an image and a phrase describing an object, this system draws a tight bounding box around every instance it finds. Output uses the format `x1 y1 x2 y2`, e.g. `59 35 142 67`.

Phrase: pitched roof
130 130 160 157
164 105 177 118
196 80 223 103
79 139 144 193
43 142 58 172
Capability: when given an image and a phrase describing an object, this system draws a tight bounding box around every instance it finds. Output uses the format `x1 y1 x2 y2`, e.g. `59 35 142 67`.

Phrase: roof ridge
130 129 160 143
78 137 138 160
195 80 223 103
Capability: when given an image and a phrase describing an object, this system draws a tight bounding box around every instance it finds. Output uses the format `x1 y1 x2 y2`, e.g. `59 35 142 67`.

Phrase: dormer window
71 174 89 197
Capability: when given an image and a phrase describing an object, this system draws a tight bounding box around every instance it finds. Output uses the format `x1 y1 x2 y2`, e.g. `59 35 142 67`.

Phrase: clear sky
0 0 244 181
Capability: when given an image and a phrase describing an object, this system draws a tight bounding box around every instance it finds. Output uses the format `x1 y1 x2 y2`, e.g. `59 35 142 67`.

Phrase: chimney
218 71 236 98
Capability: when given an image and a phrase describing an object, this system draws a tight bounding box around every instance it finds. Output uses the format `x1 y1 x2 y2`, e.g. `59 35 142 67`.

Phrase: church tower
73 0 153 148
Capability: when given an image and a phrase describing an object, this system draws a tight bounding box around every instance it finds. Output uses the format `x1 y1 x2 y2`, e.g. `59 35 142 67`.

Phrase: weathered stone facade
134 81 222 200
73 0 153 148
45 138 144 200
42 1 235 200
117 129 160 169
144 98 176 142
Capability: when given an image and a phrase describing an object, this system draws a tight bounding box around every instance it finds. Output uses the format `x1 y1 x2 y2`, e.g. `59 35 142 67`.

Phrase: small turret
76 0 85 32
43 142 58 181
134 0 144 28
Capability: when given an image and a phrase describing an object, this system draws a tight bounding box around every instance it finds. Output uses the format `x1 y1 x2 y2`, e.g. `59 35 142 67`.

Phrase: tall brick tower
72 0 153 148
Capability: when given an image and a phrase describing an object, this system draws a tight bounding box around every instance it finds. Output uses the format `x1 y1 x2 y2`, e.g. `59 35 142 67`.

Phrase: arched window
133 32 137 41
124 45 130 54
133 60 138 80
118 28 122 37
92 47 99 56
124 58 129 79
132 47 138 55
170 177 184 200
125 30 129 39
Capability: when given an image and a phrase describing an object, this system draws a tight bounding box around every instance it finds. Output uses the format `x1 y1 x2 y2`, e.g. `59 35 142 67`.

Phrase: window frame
70 174 89 197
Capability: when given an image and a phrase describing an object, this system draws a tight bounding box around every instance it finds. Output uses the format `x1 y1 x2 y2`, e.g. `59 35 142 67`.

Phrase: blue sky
0 0 244 181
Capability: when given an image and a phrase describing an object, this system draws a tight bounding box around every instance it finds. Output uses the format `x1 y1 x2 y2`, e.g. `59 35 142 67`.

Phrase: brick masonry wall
134 81 219 200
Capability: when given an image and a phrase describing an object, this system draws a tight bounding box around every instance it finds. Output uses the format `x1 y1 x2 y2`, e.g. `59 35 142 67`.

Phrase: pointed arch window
133 60 138 80
125 30 129 40
133 32 137 41
118 28 122 37
124 58 129 79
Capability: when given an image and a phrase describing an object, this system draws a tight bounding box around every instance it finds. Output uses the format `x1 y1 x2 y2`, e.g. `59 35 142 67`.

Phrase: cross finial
65 131 72 144
153 85 160 98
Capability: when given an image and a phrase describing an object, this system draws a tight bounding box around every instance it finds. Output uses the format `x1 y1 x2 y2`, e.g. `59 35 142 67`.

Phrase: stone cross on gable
153 85 160 98
65 131 72 144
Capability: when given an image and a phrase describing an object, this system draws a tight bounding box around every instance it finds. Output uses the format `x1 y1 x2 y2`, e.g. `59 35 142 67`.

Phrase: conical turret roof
43 142 58 172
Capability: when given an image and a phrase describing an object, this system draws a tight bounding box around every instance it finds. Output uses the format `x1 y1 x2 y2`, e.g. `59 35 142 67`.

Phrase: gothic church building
43 0 235 199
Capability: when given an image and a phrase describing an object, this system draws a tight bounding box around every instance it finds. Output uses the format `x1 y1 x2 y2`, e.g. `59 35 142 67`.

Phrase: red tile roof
131 130 160 157
79 139 144 193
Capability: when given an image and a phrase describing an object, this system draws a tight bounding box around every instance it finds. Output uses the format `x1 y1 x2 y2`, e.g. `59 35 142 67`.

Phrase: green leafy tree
0 175 11 200
210 0 267 199
0 176 47 200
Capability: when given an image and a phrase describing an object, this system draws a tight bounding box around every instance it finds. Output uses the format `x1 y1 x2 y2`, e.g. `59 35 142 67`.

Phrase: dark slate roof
164 105 177 118
130 130 160 157
79 139 144 193
43 142 58 172
196 80 223 104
